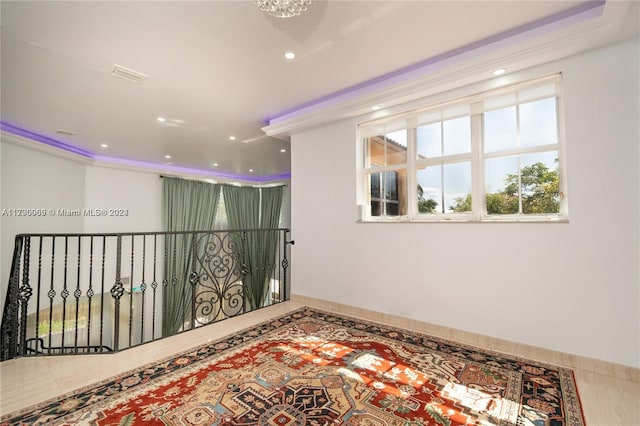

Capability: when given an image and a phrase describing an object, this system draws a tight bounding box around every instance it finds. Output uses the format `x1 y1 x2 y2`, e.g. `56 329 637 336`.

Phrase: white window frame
357 74 568 223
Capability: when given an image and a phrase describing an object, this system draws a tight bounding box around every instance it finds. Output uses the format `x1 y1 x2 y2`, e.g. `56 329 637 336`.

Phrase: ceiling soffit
263 1 633 138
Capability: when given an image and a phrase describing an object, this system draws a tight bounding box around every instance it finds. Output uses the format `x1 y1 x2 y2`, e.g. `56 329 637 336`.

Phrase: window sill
357 215 569 224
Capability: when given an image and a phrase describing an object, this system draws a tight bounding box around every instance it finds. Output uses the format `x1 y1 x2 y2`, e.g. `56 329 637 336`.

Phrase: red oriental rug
1 308 585 425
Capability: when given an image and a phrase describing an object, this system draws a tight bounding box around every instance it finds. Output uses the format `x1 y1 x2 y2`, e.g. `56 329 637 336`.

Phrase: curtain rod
159 175 288 187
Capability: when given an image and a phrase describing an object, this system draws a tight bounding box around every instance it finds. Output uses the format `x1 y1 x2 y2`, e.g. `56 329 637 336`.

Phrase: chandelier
256 0 311 18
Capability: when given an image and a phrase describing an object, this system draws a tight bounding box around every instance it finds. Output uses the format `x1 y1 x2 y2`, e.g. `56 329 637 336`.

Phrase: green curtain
223 185 260 230
222 184 283 310
162 177 220 336
258 186 284 306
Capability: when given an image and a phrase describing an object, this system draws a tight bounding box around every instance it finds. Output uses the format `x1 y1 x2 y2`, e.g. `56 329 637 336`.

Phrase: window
358 74 566 222
213 191 229 229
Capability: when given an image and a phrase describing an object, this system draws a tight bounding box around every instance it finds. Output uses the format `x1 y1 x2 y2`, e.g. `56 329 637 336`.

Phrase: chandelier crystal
256 0 311 18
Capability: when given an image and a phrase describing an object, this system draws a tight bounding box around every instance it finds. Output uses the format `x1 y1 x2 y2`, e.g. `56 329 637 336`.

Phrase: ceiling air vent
111 64 148 83
56 129 76 136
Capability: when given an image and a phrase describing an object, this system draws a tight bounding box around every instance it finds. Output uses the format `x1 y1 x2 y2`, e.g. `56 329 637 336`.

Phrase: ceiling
1 1 637 182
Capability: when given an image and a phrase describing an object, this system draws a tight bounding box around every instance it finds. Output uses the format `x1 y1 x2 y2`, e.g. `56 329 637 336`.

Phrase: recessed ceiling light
284 52 296 60
100 144 109 148
371 106 381 111
157 117 166 122
229 136 236 141
493 68 507 76
249 169 254 173
165 155 171 159
212 163 219 167
280 149 286 153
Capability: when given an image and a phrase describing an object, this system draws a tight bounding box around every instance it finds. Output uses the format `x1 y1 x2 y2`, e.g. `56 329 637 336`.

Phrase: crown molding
1 130 95 165
263 1 634 138
92 155 290 185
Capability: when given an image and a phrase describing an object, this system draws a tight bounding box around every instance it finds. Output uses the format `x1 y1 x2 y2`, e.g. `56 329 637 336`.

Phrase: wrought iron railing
1 228 293 361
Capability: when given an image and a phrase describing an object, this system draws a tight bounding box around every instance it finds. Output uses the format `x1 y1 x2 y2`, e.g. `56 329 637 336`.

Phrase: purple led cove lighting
252 171 292 183
267 0 606 124
1 121 94 158
94 154 291 182
2 121 290 182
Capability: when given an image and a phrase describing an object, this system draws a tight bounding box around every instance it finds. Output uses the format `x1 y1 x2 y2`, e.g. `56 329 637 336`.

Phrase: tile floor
0 297 638 425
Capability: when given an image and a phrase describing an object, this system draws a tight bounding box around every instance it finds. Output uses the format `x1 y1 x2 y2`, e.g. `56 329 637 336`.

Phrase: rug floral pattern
1 308 584 425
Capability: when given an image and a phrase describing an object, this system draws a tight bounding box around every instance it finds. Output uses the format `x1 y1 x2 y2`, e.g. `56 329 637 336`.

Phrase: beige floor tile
1 298 638 426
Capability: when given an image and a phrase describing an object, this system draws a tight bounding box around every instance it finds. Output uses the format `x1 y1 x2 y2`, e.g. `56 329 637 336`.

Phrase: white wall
84 166 163 233
84 166 165 342
290 38 640 368
1 141 86 310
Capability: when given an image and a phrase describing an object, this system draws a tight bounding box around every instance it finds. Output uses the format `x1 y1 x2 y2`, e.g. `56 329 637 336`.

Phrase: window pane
484 106 517 153
386 202 399 216
371 201 382 217
485 156 519 214
370 173 381 199
443 116 470 155
485 152 559 215
369 172 381 217
417 123 441 159
385 172 398 201
417 163 470 214
417 183 438 214
365 132 408 168
387 169 407 216
386 130 408 165
417 166 441 214
520 151 559 214
369 171 406 217
520 98 558 148
521 151 558 169
444 162 471 213
366 136 385 168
